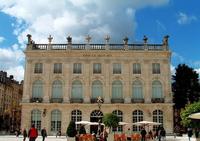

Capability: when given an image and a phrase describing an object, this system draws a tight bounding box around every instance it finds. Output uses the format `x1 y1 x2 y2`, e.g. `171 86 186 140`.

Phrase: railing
90 98 104 103
131 98 145 103
50 98 63 103
111 98 124 103
30 43 165 51
30 97 43 103
70 98 83 103
151 98 164 103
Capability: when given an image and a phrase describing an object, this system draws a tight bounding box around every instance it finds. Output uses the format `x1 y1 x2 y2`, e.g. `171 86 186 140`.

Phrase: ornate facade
21 34 173 135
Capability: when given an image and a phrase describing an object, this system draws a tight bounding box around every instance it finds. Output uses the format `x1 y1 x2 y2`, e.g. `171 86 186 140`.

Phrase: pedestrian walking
141 127 147 141
41 127 47 141
187 127 193 141
28 124 38 141
23 128 28 141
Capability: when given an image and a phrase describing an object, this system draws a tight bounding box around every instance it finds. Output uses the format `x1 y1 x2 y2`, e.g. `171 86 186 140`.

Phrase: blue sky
0 0 200 81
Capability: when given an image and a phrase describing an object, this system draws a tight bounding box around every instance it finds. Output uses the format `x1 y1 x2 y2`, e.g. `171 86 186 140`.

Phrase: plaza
0 135 197 141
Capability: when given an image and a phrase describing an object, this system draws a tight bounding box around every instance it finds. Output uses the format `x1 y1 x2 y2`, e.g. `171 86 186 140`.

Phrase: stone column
104 62 110 103
144 60 151 103
63 63 70 103
22 59 32 102
43 60 51 103
124 61 131 103
62 106 70 135
84 62 90 103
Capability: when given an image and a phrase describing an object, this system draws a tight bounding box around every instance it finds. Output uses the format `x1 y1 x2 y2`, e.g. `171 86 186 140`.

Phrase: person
100 128 108 141
141 127 147 141
195 128 199 139
126 128 132 141
23 128 28 141
187 127 193 141
160 127 166 141
41 127 47 141
28 124 38 141
56 130 61 138
149 130 153 140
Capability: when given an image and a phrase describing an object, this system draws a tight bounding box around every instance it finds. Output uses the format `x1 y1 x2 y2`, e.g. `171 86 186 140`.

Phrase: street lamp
96 96 104 141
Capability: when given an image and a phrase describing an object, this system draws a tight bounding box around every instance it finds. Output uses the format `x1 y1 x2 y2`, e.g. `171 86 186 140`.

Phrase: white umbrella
88 122 105 126
189 112 200 119
133 121 161 126
119 122 131 125
75 121 91 125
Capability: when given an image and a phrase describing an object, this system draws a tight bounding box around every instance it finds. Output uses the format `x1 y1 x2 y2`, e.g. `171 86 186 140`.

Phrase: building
21 34 173 135
0 71 23 131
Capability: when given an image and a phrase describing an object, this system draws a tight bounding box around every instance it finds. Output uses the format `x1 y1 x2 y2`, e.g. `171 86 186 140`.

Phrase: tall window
71 80 83 99
113 63 121 74
152 63 160 74
92 80 103 99
112 110 123 132
54 63 62 73
132 110 143 131
93 63 101 74
153 110 163 131
152 80 163 98
52 80 62 98
32 80 43 98
34 63 43 73
73 63 82 74
31 109 41 130
112 80 123 99
71 110 82 129
133 63 141 74
132 80 143 99
51 110 61 132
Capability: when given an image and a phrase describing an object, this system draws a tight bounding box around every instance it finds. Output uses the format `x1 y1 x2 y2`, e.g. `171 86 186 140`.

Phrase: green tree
102 113 119 132
79 125 86 134
180 101 200 128
66 121 77 137
172 64 200 109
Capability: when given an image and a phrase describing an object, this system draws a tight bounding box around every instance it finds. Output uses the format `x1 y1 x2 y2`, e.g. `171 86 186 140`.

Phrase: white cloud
170 65 176 76
0 0 169 80
6 65 24 82
0 36 5 43
177 12 197 25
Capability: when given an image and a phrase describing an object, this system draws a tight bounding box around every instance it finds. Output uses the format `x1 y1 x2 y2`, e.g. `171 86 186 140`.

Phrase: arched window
153 110 163 131
31 109 41 130
71 80 83 99
52 80 63 98
132 80 143 99
112 80 123 99
32 80 43 98
92 80 103 99
51 110 61 132
112 110 123 132
71 110 82 129
152 80 163 98
132 110 143 131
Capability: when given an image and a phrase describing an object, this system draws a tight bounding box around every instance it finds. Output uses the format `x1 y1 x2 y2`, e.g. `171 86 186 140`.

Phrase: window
132 80 143 99
93 63 101 74
73 63 82 74
132 110 143 131
153 110 163 131
112 80 123 99
152 63 160 74
92 80 103 99
32 80 43 98
133 63 141 74
52 80 62 98
54 63 62 73
71 110 82 129
112 110 123 132
34 63 43 73
51 110 61 132
31 109 41 130
71 80 83 99
152 80 163 98
113 63 121 74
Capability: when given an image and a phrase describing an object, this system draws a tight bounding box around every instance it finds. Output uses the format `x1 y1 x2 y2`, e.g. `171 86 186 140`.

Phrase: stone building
21 34 173 135
0 71 23 131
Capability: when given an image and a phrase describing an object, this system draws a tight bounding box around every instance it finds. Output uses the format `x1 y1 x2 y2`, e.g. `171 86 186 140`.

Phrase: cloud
0 0 169 80
0 36 5 43
177 12 197 25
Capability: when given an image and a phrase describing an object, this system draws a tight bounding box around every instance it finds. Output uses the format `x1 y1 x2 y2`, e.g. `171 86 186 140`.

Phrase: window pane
71 81 83 98
51 110 61 131
32 80 43 98
93 63 101 74
132 81 143 99
71 110 82 130
112 110 123 132
152 81 162 98
152 63 160 74
54 63 62 73
92 81 103 98
73 63 82 74
132 110 143 131
112 81 123 99
113 63 121 74
34 63 43 73
153 110 163 131
52 80 62 98
31 110 41 130
133 63 141 74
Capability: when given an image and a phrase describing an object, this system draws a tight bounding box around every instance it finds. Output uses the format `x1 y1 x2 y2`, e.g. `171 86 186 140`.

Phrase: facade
21 34 173 135
0 71 23 131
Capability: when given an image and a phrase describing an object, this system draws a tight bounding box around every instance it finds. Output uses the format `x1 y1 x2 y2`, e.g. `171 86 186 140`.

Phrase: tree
102 113 119 132
180 101 200 128
66 121 77 137
79 125 86 134
172 64 200 109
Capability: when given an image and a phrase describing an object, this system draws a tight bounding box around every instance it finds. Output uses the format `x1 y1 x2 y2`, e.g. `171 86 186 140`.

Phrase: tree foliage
180 101 200 128
66 121 77 137
172 64 200 109
79 125 86 134
102 113 119 129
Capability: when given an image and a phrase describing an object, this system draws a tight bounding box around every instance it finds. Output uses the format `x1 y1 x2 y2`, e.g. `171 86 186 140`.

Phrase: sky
0 0 200 81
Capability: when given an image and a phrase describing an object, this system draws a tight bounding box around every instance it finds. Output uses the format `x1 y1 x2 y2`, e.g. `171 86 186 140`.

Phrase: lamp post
96 96 103 141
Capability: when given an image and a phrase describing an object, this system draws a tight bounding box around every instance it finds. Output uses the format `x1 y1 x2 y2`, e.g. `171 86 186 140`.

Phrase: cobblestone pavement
0 135 196 141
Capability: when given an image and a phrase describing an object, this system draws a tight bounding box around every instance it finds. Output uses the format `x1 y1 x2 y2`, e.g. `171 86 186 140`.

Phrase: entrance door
90 110 103 134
